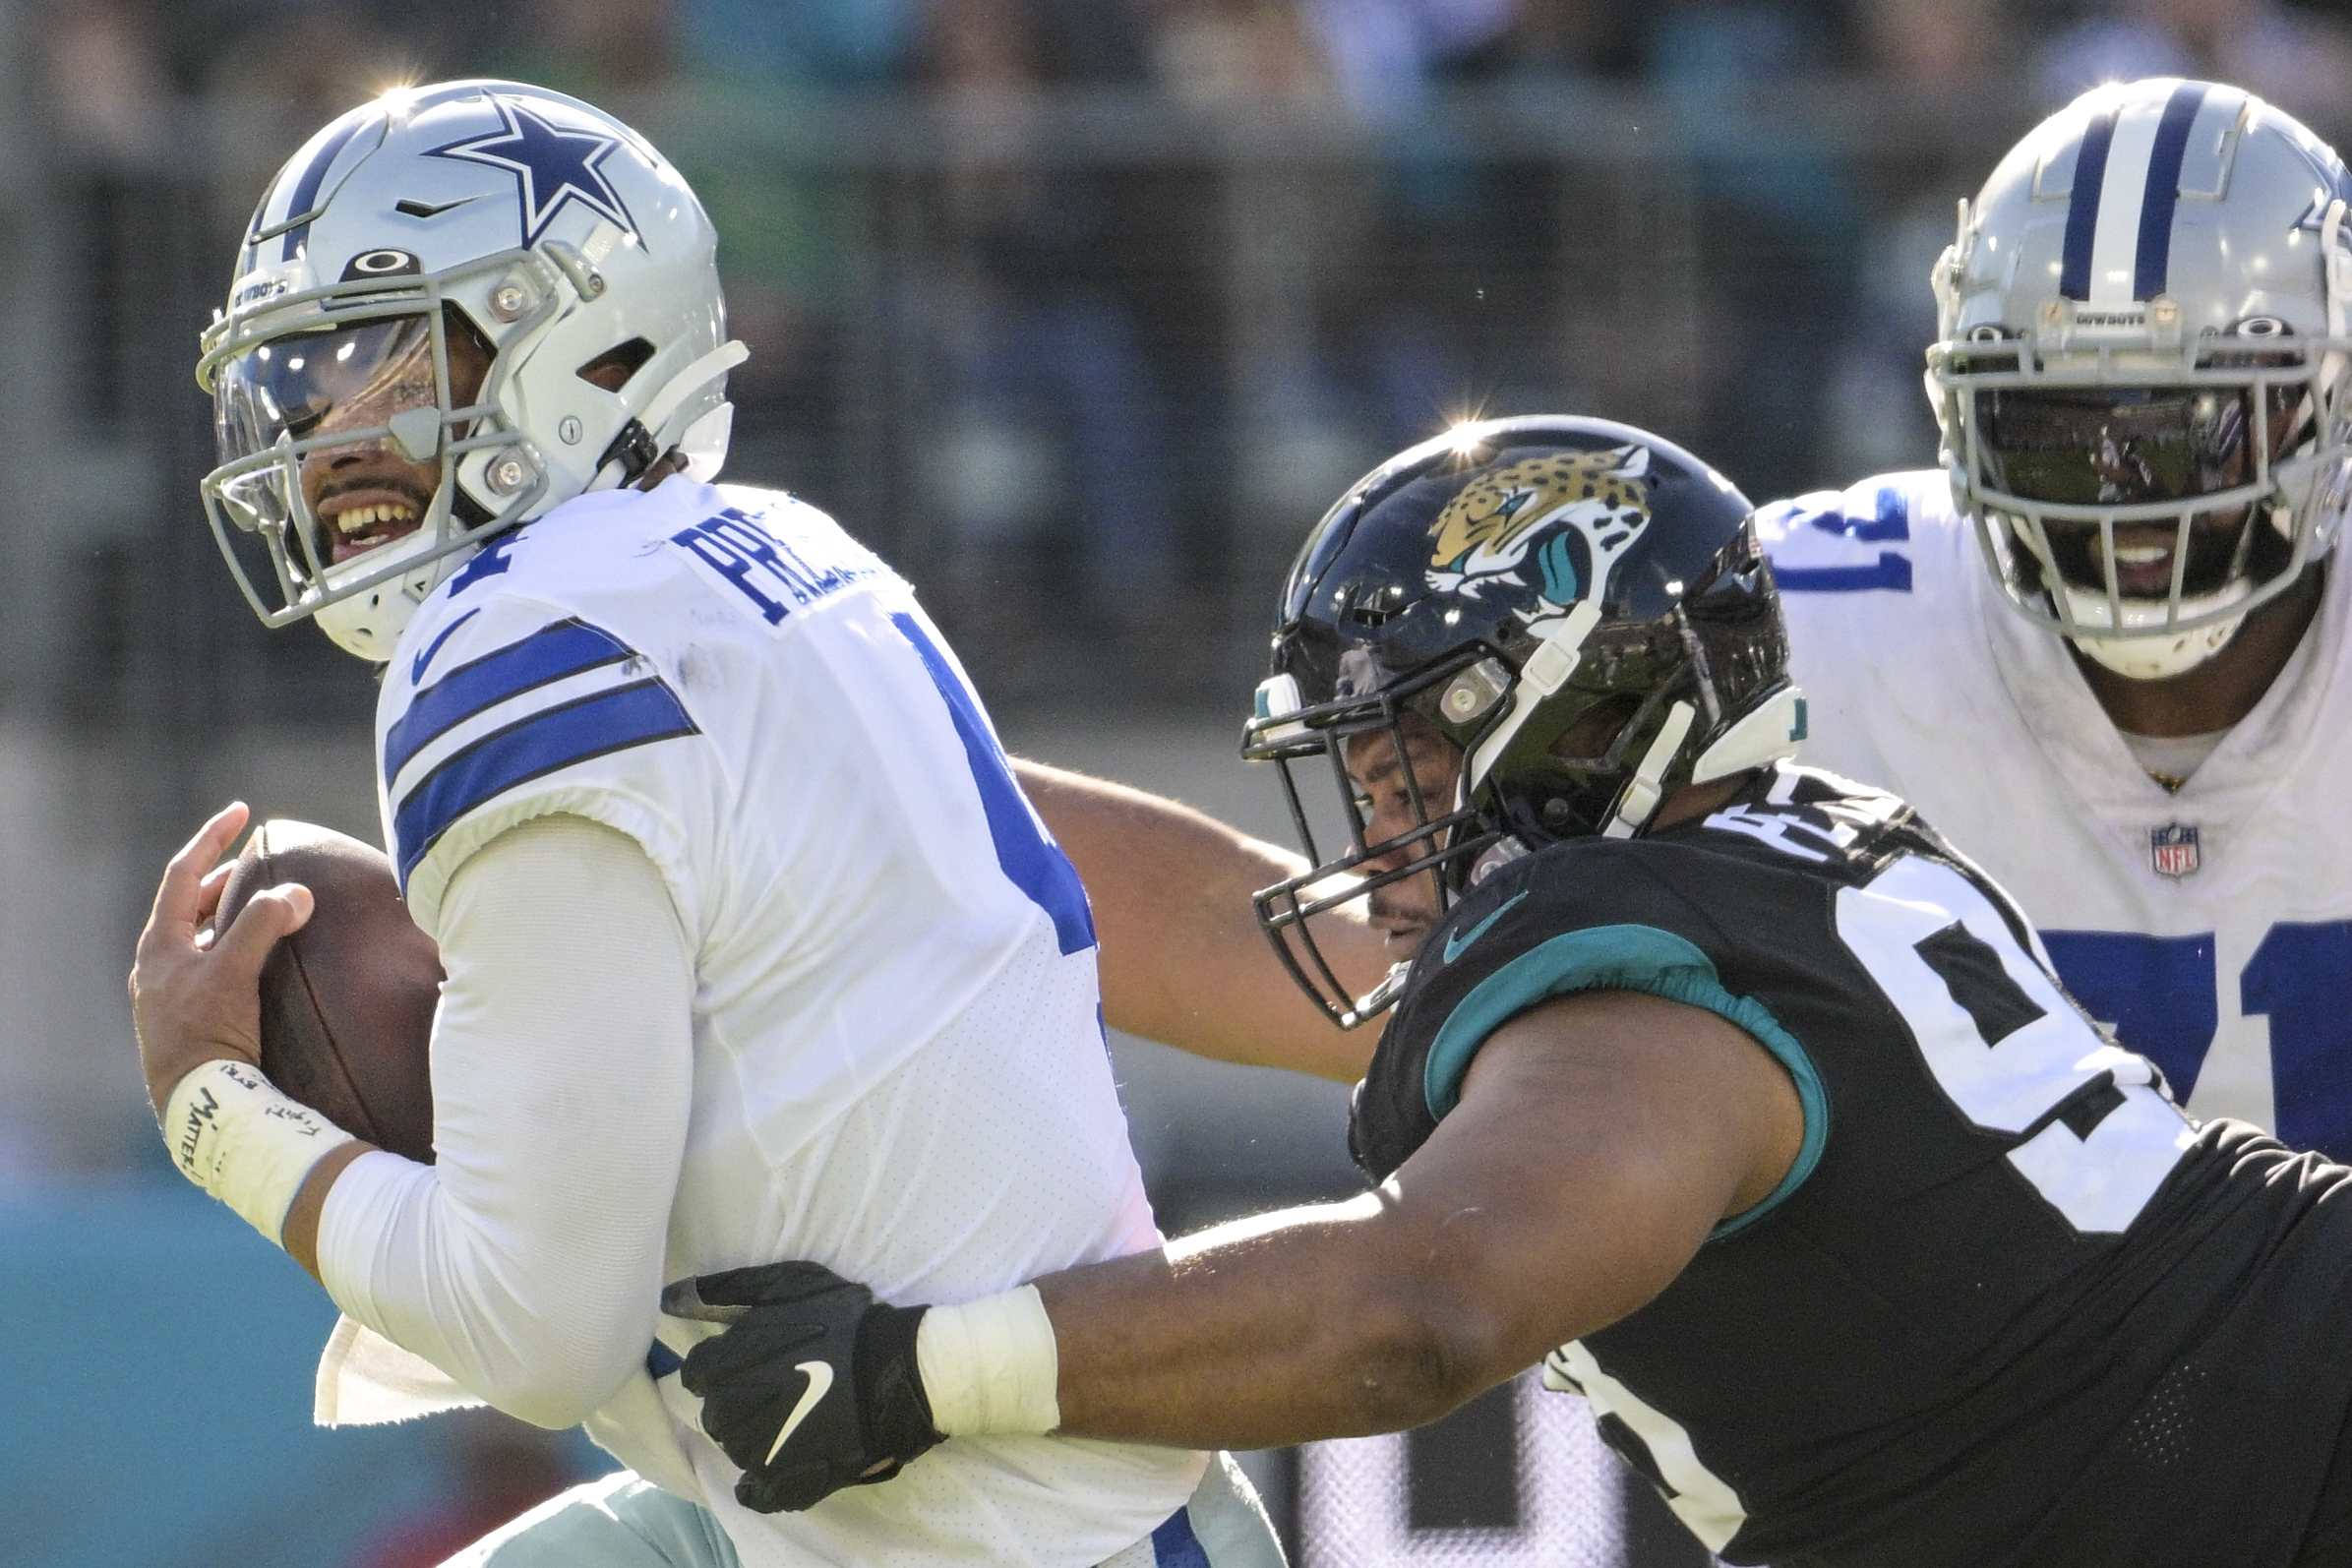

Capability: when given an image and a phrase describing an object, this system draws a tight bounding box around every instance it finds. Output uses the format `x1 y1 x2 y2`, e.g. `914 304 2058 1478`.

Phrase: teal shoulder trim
1421 923 1829 1241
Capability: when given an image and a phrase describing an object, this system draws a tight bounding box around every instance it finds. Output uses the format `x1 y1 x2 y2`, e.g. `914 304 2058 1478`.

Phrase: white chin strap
2057 581 2253 681
1602 701 1697 839
313 534 453 662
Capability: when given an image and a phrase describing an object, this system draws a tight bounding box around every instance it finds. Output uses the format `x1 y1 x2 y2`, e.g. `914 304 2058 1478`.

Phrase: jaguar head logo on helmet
197 80 748 661
1243 416 1806 1027
1424 445 1655 608
1928 78 2352 681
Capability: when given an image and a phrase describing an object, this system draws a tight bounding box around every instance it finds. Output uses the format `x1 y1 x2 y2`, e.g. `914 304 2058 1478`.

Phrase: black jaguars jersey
1354 762 2352 1568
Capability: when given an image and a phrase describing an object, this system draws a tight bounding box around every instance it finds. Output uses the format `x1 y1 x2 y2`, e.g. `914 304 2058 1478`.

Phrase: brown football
211 819 441 1164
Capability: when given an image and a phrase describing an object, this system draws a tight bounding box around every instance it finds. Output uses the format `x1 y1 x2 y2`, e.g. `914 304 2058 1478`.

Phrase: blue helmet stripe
275 113 373 262
2134 82 2208 301
2060 106 2119 301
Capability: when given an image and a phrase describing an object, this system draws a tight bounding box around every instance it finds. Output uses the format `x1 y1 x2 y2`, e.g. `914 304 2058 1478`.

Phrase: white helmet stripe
2060 82 2212 307
2085 102 2161 306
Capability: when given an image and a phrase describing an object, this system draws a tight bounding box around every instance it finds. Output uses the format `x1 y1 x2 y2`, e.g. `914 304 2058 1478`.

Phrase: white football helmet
197 80 747 660
1928 79 2352 679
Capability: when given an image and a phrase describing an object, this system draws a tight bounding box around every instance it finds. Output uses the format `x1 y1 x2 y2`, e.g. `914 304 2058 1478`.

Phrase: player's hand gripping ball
210 820 442 1164
663 1262 943 1512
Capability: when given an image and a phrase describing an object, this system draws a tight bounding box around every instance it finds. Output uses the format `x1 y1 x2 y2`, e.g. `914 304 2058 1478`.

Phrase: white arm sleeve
314 813 695 1429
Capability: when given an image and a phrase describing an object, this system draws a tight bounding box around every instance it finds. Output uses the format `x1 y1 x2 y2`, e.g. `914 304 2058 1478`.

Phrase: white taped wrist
915 1285 1061 1436
163 1058 355 1247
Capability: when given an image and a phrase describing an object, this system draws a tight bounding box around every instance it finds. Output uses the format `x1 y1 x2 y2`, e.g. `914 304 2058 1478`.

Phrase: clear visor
205 308 497 595
213 315 443 464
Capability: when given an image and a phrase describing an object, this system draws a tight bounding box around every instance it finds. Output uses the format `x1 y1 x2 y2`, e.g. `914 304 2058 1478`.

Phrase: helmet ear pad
1479 646 1679 844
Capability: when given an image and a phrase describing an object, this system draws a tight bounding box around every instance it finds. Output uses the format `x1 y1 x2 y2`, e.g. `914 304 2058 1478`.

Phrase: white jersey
1759 469 2352 1162
341 477 1200 1564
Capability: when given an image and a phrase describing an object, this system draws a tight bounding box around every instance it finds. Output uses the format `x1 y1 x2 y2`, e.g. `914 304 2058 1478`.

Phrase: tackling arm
1034 988 1805 1446
677 987 1806 1500
1013 757 1386 1082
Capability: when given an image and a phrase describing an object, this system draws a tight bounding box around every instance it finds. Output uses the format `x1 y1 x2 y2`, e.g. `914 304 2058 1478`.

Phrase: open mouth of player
318 485 430 565
2035 512 2254 604
2103 532 2183 598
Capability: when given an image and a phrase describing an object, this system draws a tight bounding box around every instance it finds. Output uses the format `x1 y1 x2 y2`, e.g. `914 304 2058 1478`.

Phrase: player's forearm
977 997 1764 1450
1030 1192 1522 1449
318 815 694 1428
1014 757 1381 1080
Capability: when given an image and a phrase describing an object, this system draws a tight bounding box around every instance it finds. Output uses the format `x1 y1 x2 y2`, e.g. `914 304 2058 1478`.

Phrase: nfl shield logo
2150 823 2201 879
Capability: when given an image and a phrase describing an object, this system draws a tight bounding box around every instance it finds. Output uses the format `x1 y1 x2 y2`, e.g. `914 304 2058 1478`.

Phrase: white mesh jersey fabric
1762 469 2352 1142
326 477 1201 1567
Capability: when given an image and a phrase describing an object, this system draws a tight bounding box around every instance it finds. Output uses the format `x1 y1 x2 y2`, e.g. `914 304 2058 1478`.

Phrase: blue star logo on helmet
428 93 636 248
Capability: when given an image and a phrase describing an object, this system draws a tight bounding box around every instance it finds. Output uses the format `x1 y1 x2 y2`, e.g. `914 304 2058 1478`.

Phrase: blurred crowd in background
36 0 2352 708
12 1 2352 1560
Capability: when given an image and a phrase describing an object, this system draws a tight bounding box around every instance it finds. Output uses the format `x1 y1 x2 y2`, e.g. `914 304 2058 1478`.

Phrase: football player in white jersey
127 81 1281 1568
1759 78 2352 1161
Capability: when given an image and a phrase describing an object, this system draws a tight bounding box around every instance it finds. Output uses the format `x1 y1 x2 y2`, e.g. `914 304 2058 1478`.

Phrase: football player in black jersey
666 417 2352 1567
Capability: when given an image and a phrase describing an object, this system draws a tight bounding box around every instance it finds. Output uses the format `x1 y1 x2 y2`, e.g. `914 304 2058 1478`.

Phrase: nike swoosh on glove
663 1261 944 1513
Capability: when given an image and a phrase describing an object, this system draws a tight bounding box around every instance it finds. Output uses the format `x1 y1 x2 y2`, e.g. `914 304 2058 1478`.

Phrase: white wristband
915 1285 1061 1437
162 1058 356 1247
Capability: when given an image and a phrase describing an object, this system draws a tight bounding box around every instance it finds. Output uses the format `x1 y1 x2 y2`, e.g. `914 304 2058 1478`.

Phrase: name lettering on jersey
448 531 523 595
669 507 880 625
1704 771 1905 867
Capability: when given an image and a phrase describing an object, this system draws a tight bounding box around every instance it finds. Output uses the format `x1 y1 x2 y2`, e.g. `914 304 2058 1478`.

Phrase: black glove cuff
857 1302 944 1457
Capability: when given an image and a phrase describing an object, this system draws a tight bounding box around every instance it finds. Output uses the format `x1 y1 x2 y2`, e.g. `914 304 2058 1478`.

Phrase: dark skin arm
1028 988 1806 1449
1013 758 1387 1082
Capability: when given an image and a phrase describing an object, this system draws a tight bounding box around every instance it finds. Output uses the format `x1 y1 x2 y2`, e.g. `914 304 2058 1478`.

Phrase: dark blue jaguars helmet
1242 415 1805 1026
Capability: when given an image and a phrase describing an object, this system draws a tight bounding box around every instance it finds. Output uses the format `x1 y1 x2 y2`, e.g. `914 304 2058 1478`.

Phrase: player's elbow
473 1348 636 1431
445 1295 648 1429
1333 1269 1518 1433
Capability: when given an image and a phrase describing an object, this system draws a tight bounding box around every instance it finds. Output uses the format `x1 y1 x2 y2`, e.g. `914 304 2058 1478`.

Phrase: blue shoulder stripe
392 679 697 885
385 619 635 787
1423 923 1829 1240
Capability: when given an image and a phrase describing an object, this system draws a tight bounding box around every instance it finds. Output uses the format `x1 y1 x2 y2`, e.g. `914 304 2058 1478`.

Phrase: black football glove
662 1261 944 1514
